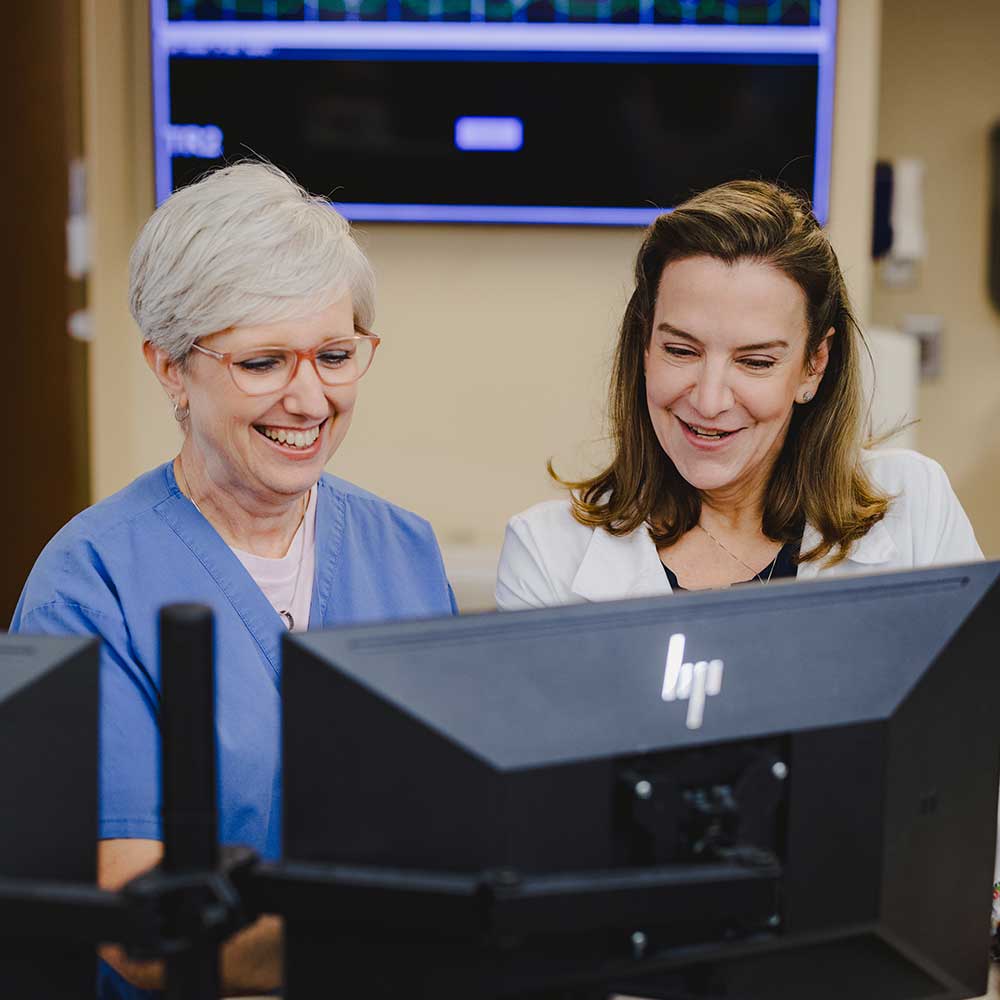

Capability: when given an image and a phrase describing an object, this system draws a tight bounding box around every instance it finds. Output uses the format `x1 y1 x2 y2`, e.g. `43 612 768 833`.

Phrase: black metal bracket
0 877 137 946
249 853 784 1000
121 845 259 960
0 845 257 958
247 851 782 940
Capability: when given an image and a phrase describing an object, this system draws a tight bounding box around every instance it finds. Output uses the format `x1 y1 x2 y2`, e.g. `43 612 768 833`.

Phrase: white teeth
261 425 320 448
687 424 729 439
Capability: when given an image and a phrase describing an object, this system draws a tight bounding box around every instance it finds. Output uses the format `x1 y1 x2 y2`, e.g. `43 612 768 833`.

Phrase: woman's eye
237 355 284 373
739 357 776 370
317 350 352 368
663 345 698 359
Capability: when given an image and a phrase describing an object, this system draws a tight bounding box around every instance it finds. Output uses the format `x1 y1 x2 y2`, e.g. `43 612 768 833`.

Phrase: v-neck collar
153 463 343 685
309 476 345 627
571 515 901 600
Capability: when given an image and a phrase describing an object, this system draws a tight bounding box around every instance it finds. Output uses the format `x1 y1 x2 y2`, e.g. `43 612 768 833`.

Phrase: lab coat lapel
156 465 284 685
796 518 898 579
571 524 673 601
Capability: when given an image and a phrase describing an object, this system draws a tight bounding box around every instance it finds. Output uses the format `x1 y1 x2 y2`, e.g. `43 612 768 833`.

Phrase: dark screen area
169 56 818 208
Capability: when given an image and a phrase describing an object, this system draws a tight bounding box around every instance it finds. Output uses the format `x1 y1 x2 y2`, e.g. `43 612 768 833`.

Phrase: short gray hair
129 162 376 361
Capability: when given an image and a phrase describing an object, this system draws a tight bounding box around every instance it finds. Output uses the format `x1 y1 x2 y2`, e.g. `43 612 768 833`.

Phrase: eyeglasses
190 328 380 396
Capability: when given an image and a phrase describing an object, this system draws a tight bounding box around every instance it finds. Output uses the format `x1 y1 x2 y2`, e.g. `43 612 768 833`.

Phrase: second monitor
281 563 1000 999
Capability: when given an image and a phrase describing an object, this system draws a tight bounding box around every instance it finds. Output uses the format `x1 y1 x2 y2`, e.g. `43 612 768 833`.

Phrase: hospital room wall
85 0 887 568
871 0 1000 556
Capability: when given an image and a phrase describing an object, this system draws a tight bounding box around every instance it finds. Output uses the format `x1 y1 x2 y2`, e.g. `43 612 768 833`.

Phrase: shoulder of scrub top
315 472 457 616
317 471 442 543
13 463 178 621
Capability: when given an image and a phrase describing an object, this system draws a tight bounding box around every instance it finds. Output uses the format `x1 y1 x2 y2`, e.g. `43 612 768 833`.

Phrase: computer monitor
151 0 837 226
281 563 1000 999
0 633 99 998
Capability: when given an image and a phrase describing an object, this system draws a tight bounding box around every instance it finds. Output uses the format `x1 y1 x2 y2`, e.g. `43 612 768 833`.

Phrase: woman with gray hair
11 163 456 998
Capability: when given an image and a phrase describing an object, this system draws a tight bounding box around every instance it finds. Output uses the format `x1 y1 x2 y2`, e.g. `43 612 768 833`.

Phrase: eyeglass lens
228 338 375 395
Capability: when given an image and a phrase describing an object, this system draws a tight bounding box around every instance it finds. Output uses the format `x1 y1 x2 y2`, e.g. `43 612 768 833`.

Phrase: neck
697 442 781 537
699 484 766 537
175 447 307 558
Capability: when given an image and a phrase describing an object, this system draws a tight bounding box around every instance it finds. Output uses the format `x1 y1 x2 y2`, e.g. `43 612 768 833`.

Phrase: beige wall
82 0 155 503
872 0 1000 556
84 0 883 564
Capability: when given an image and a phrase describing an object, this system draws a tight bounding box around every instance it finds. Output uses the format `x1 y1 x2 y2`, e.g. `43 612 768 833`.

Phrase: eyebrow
655 321 790 353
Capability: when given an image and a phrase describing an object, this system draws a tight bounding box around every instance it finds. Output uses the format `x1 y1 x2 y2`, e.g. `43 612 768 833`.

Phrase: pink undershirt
231 485 317 632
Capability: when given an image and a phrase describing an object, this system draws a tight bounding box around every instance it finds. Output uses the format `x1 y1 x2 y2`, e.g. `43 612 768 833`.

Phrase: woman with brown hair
496 180 981 606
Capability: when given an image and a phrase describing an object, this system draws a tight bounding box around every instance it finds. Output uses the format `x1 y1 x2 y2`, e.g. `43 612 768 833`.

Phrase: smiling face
644 256 828 506
172 294 359 504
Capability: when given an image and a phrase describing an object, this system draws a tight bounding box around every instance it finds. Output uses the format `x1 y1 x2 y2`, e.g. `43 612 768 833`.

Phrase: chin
677 470 736 493
260 454 326 491
667 455 743 493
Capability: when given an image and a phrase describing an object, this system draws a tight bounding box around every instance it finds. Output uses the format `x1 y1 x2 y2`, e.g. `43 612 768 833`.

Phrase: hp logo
661 633 724 730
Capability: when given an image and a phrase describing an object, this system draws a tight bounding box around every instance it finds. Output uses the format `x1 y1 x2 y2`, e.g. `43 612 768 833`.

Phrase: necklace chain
697 523 779 585
176 456 309 629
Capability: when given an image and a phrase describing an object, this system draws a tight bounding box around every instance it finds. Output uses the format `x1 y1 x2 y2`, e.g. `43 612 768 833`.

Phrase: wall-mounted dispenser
875 158 928 289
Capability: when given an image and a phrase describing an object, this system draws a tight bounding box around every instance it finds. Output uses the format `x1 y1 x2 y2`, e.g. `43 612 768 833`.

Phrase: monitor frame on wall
149 0 838 226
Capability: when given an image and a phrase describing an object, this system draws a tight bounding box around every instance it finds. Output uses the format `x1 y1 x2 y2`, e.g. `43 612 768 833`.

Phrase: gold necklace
697 523 780 585
176 456 309 629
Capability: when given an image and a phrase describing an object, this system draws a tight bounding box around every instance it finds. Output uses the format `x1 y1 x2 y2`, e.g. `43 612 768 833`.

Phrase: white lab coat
496 449 983 609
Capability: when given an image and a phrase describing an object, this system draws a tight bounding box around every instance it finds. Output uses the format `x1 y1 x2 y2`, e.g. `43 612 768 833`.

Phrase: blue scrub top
10 461 457 999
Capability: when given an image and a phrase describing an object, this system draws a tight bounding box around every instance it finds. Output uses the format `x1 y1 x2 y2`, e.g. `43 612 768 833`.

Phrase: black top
662 539 801 592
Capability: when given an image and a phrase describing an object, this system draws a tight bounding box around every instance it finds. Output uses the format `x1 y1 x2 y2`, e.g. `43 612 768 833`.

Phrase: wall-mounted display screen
152 0 837 225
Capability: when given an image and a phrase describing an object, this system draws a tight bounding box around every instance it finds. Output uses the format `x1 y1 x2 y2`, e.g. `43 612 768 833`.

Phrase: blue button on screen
454 116 524 152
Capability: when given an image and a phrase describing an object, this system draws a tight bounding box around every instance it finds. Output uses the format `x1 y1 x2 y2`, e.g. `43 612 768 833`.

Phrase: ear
798 327 834 402
142 341 186 410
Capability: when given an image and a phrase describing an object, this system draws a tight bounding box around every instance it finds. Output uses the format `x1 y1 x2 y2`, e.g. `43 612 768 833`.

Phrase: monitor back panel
0 635 99 998
283 564 1000 997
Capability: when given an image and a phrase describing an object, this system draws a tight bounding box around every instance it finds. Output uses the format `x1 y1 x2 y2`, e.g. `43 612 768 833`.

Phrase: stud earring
800 390 813 404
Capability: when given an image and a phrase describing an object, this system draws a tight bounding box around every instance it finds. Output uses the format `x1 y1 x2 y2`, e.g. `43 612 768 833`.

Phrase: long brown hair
556 180 890 566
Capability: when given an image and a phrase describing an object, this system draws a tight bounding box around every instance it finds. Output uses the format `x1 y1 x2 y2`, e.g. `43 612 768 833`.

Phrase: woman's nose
689 365 734 419
283 358 330 415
